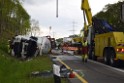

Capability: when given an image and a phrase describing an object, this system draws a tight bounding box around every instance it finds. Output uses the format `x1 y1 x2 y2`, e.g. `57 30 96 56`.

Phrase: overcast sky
22 0 119 39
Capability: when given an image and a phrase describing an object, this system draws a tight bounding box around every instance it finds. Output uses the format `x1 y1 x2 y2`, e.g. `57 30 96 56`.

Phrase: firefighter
82 38 88 62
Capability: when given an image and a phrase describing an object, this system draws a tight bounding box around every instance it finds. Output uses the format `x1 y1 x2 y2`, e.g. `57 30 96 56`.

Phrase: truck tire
103 49 109 65
91 50 97 61
109 49 116 67
88 49 92 59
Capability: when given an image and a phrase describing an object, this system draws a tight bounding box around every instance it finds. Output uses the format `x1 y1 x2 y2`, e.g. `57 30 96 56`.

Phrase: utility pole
56 0 58 18
53 32 56 38
69 21 76 35
49 26 52 36
72 21 76 35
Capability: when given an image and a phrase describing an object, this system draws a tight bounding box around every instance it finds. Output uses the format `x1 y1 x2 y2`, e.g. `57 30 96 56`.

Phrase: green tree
30 19 40 36
94 1 124 31
0 0 30 41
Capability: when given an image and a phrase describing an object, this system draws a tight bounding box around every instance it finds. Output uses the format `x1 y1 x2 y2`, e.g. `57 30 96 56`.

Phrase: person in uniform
82 38 88 62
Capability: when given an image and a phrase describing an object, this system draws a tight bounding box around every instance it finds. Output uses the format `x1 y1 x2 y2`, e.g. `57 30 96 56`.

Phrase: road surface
51 53 124 83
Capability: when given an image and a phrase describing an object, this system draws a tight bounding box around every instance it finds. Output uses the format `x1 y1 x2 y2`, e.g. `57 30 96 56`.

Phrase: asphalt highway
51 54 124 83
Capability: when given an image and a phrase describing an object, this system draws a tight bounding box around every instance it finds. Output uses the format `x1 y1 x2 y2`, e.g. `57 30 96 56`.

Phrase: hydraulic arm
81 0 92 31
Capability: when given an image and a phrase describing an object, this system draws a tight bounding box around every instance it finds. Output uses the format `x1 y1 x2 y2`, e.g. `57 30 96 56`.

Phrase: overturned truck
9 35 51 58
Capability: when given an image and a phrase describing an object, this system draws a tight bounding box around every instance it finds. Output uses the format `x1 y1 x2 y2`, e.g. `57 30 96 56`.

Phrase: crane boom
81 0 92 31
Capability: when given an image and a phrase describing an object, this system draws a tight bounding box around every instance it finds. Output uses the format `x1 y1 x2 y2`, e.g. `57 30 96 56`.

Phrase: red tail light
116 48 124 52
122 48 124 52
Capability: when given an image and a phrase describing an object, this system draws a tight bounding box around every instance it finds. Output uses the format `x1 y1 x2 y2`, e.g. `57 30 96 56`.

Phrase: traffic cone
69 70 75 78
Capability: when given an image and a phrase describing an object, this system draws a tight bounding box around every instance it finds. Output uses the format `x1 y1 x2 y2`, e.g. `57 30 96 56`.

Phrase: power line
69 21 77 35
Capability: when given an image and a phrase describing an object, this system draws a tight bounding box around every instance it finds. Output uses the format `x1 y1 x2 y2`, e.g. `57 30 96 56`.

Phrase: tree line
0 0 30 41
94 0 124 31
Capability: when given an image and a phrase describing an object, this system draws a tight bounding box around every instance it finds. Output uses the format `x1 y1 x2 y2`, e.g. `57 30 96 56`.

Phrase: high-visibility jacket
83 41 87 47
82 41 88 54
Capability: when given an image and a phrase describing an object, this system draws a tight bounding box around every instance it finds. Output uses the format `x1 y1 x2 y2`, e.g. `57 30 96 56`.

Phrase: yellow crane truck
81 0 124 66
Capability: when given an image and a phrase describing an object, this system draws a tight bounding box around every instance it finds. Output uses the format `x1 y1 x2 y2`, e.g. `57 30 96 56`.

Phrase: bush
0 40 8 53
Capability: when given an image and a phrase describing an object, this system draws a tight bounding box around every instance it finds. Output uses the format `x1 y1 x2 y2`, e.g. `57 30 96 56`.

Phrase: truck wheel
103 49 109 65
88 49 92 59
92 50 97 61
110 50 116 67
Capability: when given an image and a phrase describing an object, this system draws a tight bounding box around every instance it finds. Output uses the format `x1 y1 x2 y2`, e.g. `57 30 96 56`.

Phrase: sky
22 0 120 39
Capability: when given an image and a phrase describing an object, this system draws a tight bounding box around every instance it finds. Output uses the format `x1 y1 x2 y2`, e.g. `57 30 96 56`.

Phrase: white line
89 60 124 73
74 56 124 73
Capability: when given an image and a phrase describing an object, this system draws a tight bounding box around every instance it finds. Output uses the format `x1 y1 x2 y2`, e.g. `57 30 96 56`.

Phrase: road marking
89 60 124 73
57 58 88 83
74 56 124 73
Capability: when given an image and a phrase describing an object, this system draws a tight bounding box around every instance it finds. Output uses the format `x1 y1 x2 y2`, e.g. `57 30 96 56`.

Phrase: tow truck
81 0 124 66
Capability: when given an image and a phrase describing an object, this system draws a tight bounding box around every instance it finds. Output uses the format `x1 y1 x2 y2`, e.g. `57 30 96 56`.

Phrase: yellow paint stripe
57 58 88 83
57 58 71 69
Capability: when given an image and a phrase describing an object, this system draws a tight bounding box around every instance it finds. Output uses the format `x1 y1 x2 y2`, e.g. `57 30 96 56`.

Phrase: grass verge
0 50 54 83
